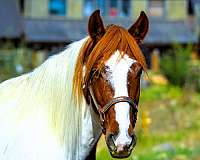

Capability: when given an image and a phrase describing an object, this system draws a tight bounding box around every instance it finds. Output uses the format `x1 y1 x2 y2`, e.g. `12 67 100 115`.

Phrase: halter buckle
98 108 107 134
99 109 105 123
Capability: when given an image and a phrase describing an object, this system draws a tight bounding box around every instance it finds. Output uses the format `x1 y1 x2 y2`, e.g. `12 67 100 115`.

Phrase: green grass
97 128 200 160
96 85 200 160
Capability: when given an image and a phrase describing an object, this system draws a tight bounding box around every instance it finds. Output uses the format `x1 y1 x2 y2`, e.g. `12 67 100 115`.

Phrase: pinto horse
0 10 148 160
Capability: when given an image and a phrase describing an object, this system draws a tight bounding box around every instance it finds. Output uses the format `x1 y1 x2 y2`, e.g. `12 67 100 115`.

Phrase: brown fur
72 25 147 104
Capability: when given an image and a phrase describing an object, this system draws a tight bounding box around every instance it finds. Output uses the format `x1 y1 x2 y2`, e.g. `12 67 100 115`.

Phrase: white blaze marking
106 50 136 146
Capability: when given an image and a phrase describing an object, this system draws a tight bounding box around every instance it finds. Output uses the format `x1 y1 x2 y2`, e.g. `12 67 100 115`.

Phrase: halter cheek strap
88 86 138 134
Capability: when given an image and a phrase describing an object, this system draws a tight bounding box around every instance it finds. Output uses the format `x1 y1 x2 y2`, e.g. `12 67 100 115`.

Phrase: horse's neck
79 103 102 159
0 37 103 160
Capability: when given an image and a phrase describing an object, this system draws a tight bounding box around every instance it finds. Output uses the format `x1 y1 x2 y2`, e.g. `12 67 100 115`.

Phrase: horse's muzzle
106 133 137 158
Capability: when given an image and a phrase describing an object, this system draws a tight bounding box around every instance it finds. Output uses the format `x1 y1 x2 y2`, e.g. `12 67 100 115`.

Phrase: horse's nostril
132 134 137 145
106 134 117 151
128 134 137 150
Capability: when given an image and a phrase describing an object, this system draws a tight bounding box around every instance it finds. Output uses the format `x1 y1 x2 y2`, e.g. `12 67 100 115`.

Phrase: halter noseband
88 85 138 134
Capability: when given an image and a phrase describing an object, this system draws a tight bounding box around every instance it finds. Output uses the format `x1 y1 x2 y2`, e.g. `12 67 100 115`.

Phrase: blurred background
0 0 200 159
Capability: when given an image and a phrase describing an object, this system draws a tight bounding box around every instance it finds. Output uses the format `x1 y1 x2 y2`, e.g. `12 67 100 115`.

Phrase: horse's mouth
109 149 132 158
107 134 137 158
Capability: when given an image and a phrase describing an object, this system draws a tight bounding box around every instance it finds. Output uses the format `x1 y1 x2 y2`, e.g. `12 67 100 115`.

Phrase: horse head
74 10 149 158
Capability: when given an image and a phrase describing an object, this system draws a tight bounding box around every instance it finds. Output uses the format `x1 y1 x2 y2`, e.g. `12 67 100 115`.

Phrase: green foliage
160 45 192 87
186 60 200 92
140 85 182 103
0 48 33 82
0 52 16 81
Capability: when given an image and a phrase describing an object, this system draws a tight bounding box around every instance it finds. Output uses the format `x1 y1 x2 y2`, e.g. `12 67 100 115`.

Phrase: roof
0 0 23 38
24 18 198 45
25 19 87 42
145 20 198 45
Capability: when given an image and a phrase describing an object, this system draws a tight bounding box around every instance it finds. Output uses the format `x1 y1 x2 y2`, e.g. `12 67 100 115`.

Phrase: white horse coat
0 38 101 160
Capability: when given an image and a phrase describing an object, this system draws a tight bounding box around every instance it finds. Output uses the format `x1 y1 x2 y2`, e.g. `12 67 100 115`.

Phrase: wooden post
151 48 160 72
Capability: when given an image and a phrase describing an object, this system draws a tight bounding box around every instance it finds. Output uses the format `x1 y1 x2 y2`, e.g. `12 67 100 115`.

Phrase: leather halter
88 85 138 134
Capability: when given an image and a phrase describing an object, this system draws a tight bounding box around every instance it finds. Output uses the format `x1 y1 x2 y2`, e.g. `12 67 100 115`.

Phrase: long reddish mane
73 25 147 104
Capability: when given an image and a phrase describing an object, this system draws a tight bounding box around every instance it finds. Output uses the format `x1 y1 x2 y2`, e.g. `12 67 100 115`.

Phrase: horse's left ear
128 11 149 43
88 10 105 41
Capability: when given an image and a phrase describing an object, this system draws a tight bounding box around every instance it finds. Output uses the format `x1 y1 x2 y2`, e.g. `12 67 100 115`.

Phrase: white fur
106 50 136 146
0 37 101 160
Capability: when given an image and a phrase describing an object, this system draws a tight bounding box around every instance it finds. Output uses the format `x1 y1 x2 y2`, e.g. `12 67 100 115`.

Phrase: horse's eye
105 79 110 83
104 66 109 70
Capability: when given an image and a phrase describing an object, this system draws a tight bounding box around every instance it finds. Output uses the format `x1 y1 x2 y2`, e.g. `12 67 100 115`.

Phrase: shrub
160 45 192 87
186 60 200 92
0 48 33 82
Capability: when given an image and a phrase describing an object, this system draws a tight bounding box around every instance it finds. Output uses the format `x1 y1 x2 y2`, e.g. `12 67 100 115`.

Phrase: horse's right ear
88 10 105 41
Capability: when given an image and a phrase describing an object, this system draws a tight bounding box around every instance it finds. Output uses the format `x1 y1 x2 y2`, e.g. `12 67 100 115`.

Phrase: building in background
22 0 198 44
0 0 199 80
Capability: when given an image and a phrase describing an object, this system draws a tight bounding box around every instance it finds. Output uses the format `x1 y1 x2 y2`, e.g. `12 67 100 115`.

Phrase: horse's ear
88 10 105 41
128 11 149 43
